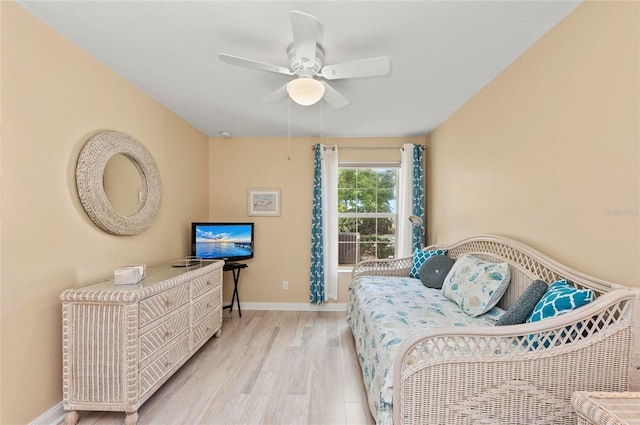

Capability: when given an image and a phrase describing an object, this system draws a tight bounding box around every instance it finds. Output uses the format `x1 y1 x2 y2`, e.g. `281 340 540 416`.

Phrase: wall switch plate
282 281 288 290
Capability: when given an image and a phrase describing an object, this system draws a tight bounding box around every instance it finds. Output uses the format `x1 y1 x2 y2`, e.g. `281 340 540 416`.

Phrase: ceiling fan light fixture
287 77 325 106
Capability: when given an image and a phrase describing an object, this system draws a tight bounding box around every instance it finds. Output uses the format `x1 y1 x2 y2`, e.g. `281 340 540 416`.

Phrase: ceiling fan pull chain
288 96 292 161
320 99 324 146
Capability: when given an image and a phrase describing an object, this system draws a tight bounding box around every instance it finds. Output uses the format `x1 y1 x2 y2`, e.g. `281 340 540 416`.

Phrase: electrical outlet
282 280 288 290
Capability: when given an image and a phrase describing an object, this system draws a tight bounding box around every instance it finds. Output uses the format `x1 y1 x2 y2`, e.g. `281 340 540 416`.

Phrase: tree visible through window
338 166 398 265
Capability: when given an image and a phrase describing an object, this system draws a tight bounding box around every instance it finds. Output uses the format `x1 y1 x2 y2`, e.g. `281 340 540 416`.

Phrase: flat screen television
191 222 254 262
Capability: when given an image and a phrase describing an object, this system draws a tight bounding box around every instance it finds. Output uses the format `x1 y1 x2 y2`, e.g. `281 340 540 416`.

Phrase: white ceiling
17 1 580 138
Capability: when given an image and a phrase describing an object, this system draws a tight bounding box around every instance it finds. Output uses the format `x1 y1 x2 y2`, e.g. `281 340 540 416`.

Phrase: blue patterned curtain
310 144 325 303
411 145 425 251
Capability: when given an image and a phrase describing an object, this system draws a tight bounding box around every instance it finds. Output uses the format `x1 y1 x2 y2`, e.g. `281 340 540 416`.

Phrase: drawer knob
164 299 173 307
165 359 173 367
165 329 174 338
206 303 213 308
206 280 212 286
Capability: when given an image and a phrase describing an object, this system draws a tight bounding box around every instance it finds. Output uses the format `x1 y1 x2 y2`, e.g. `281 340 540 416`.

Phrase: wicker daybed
347 235 640 425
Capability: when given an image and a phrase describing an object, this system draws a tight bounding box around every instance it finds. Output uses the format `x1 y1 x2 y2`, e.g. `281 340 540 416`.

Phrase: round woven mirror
76 131 162 235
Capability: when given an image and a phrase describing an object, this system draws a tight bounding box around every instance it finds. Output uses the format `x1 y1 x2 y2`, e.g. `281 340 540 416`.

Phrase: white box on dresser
60 261 224 425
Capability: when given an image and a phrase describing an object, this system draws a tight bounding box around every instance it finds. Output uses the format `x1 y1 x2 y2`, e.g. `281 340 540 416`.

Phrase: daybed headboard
429 235 626 310
352 234 630 310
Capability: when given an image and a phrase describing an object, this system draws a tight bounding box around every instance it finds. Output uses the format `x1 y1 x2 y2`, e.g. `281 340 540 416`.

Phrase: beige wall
0 3 210 423
209 137 423 305
427 1 639 287
3 0 638 422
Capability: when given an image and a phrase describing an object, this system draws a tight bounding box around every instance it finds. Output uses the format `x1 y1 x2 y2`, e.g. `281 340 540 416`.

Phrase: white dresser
61 261 224 425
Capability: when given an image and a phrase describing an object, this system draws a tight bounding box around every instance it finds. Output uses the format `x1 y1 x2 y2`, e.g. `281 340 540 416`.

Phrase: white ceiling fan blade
319 56 390 80
219 53 294 76
290 11 318 70
321 82 349 109
263 82 290 104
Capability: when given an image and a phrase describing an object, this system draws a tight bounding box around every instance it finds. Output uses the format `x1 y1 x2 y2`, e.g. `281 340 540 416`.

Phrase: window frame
337 162 400 266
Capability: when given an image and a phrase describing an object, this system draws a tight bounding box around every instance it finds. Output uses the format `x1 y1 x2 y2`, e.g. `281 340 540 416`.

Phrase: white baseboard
30 401 64 425
225 301 347 312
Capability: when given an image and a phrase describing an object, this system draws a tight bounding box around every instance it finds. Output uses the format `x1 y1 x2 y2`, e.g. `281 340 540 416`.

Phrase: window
338 165 398 265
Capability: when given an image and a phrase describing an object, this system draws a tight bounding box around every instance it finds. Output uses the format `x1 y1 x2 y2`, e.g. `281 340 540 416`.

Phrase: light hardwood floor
66 310 375 425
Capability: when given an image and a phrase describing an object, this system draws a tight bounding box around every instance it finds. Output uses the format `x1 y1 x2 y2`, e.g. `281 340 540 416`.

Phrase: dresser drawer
191 271 221 299
193 288 221 324
139 333 189 398
139 309 189 364
139 283 189 327
193 308 221 348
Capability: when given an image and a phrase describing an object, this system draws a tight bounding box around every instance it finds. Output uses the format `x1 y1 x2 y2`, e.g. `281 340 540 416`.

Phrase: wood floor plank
66 310 374 425
306 345 347 425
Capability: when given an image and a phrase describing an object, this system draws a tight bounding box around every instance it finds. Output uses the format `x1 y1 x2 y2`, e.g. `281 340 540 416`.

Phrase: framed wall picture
248 189 281 217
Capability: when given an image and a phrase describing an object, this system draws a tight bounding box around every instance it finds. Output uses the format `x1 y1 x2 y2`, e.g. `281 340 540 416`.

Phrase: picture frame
248 189 281 217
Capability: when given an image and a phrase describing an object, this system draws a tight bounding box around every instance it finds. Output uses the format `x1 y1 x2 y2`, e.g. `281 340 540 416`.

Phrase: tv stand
223 262 247 317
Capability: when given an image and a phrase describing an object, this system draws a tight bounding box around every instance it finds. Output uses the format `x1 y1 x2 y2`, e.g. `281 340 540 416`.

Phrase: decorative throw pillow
410 248 447 278
441 254 511 317
526 279 595 323
495 280 548 326
418 254 455 289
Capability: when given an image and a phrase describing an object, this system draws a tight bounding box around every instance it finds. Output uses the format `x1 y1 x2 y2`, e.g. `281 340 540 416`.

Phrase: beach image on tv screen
195 225 252 258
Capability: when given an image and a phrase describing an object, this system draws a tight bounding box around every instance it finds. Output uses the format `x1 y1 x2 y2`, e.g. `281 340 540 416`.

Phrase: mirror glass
103 154 143 217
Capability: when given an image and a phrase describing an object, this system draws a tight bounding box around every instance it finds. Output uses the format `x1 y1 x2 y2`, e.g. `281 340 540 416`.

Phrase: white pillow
442 254 511 317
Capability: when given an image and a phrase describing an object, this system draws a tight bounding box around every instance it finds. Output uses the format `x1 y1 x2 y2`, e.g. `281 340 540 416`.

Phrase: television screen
191 222 254 262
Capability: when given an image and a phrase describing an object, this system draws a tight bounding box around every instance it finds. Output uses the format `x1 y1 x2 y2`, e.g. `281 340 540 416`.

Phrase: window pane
377 217 395 238
338 188 357 213
338 229 360 265
377 169 396 188
357 189 377 213
357 169 377 189
357 218 377 236
359 242 376 261
377 242 395 260
337 217 352 233
377 188 395 213
339 169 357 189
377 217 396 259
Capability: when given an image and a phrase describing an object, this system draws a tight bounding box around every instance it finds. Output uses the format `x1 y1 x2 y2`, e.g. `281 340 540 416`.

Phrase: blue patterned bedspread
347 275 503 425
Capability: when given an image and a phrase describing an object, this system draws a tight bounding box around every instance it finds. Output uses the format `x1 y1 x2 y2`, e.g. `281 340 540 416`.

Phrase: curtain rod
311 145 425 151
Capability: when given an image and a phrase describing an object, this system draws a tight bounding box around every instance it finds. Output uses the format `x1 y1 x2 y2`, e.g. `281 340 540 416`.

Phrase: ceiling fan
219 11 390 109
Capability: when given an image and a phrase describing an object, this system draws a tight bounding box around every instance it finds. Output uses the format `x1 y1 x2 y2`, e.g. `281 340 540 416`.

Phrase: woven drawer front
193 309 221 348
192 272 221 299
193 288 221 323
139 334 189 398
139 283 189 327
139 309 189 363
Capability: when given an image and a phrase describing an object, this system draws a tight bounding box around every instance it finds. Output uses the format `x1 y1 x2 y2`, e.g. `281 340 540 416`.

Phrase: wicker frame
76 131 162 236
572 391 640 424
350 234 640 425
61 261 224 425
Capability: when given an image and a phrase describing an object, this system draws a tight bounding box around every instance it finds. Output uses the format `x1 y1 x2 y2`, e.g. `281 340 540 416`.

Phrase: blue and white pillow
527 279 595 323
441 254 511 317
410 248 447 278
